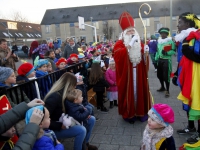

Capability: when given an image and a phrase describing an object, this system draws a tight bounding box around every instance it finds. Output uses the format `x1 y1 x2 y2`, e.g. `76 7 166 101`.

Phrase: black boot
114 100 118 106
110 101 114 108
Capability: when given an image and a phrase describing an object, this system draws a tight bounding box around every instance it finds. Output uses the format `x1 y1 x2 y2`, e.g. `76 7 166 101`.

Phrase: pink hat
148 103 174 127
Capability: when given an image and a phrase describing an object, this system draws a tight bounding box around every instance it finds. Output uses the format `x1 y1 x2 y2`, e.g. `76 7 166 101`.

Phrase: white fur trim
158 37 172 44
175 28 197 42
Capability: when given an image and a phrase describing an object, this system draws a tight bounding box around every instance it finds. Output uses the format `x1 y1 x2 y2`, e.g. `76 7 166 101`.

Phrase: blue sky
0 0 159 23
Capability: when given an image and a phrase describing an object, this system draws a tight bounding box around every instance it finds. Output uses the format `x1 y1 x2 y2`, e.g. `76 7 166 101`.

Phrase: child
45 50 56 71
67 53 79 65
56 57 67 70
17 62 40 100
55 48 61 60
105 59 118 108
34 57 49 77
0 67 30 107
0 95 18 150
25 105 64 150
47 62 53 73
34 57 51 98
89 62 109 113
64 89 98 150
141 103 176 150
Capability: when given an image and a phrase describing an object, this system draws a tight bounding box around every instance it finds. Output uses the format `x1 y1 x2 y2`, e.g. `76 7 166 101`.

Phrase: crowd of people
0 10 200 150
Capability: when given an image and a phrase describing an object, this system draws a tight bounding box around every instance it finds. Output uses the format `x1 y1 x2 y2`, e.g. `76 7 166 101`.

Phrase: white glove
129 35 139 47
144 45 149 52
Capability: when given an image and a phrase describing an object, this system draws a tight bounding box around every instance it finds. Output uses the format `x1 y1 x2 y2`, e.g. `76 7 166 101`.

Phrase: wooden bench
87 89 97 106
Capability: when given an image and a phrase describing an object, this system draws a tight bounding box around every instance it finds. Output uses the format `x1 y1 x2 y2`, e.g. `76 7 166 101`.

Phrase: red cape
113 40 151 118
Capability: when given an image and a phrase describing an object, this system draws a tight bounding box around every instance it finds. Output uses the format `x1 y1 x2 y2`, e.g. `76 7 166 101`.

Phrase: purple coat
105 68 117 92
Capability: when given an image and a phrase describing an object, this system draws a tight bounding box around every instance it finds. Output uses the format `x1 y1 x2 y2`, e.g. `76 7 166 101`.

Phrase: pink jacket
105 68 118 92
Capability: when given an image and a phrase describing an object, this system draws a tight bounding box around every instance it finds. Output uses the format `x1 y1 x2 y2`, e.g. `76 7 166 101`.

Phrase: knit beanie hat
148 103 174 127
56 57 67 66
78 53 85 59
25 105 44 124
0 67 14 83
70 53 78 59
18 63 35 76
34 58 49 69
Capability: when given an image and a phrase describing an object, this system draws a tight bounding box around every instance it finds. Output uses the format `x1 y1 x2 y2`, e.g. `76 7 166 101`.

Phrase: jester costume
175 28 200 120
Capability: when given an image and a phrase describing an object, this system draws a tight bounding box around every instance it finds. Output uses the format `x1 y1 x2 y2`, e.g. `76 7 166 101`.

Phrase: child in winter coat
56 57 67 70
25 105 64 150
105 59 118 108
17 62 40 100
64 89 98 150
89 62 109 113
141 103 176 150
34 58 51 98
45 50 56 71
0 67 30 107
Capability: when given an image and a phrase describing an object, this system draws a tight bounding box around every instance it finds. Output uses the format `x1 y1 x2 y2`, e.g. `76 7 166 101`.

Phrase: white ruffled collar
158 37 172 44
175 28 197 42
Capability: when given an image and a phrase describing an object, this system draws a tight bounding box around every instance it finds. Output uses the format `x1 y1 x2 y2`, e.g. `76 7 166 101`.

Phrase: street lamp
90 17 93 42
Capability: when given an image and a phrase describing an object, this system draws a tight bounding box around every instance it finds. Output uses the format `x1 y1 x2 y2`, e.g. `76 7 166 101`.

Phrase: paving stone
111 135 132 145
98 144 119 150
105 127 124 135
119 145 139 150
91 134 113 144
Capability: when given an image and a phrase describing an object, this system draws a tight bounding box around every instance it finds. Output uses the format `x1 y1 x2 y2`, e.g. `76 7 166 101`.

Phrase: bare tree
102 21 114 40
9 11 29 22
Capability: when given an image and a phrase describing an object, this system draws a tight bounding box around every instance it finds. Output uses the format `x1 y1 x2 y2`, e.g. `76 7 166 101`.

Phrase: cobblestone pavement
17 57 192 150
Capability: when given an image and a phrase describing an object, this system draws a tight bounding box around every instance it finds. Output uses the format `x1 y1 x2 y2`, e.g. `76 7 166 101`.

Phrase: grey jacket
0 102 40 150
63 44 79 59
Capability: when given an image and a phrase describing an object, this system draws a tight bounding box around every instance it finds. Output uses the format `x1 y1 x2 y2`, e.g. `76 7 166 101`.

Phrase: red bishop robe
113 40 151 119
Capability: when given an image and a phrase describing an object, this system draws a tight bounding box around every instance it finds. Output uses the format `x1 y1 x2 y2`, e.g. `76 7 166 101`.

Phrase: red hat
56 57 67 66
18 63 35 76
0 95 12 115
70 53 78 59
119 11 134 31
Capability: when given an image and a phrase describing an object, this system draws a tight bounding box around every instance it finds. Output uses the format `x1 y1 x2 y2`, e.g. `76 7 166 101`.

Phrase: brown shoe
86 143 98 150
157 87 166 92
165 91 170 98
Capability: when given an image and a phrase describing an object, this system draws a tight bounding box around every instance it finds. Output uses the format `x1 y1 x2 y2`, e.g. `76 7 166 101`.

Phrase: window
93 22 99 29
30 34 34 37
35 34 38 37
172 16 177 20
69 23 74 27
143 18 150 26
154 17 160 21
2 32 9 37
8 33 13 37
18 33 23 37
26 33 31 37
55 24 60 28
45 25 51 33
15 33 19 37
28 26 32 28
37 34 41 37
156 23 163 32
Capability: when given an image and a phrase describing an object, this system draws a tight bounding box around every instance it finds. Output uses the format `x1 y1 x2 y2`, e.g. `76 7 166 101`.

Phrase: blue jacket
65 100 90 123
33 136 64 150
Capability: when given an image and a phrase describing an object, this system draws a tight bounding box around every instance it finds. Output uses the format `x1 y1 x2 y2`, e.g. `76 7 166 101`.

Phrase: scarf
141 125 173 150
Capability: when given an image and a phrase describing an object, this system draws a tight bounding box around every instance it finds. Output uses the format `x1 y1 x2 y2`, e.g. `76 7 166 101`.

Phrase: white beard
123 29 141 64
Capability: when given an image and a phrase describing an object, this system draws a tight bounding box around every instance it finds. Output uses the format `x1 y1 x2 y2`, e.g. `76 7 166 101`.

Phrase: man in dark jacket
11 43 18 54
0 98 44 150
22 44 29 56
63 38 79 59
